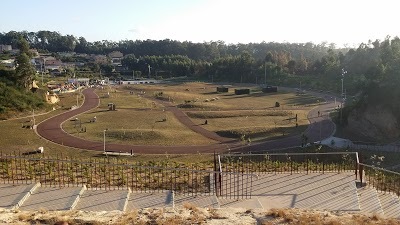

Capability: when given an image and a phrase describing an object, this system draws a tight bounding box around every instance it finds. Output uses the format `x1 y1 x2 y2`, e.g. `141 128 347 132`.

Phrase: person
317 111 320 117
204 119 208 125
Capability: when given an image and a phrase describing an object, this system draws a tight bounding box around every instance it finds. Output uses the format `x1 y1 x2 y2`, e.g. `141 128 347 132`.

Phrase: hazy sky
1 0 399 47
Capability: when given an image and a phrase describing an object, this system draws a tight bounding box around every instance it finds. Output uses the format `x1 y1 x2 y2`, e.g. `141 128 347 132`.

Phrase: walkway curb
13 182 40 210
70 185 87 210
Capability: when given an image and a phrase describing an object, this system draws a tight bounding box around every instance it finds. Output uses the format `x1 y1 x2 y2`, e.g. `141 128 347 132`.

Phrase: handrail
359 163 400 176
222 152 359 157
0 154 256 177
355 152 359 164
218 155 222 173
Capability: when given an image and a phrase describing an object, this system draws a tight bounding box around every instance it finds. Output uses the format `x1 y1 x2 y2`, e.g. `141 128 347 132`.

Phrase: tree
287 60 296 74
15 38 36 89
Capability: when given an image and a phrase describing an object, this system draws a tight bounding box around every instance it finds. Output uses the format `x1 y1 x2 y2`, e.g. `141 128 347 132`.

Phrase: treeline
2 30 400 125
0 30 336 61
0 30 350 79
342 37 400 122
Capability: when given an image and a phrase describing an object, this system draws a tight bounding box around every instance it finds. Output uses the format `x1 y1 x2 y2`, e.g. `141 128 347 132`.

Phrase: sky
1 0 399 47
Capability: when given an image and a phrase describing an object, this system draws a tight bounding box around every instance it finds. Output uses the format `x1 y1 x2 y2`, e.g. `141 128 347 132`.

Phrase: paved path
36 88 338 154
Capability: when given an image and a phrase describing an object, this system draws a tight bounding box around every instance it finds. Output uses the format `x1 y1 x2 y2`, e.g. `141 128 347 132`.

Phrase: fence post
306 156 308 175
359 164 363 185
355 161 358 180
213 152 218 197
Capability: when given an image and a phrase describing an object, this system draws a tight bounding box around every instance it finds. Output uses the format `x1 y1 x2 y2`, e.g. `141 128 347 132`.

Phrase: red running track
36 88 337 154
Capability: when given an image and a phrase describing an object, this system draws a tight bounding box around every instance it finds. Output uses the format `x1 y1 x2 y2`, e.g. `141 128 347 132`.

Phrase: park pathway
36 88 338 154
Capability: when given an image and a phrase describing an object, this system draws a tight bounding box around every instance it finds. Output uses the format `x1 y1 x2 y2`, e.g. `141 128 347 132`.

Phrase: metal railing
0 152 255 199
213 154 257 199
358 163 400 197
218 152 359 176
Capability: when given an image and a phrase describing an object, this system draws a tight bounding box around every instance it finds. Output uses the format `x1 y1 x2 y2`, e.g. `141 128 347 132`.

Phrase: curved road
36 88 338 154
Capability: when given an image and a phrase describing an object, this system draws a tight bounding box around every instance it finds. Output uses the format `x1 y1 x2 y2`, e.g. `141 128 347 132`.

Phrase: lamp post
341 69 347 99
264 61 267 86
340 69 347 124
41 58 46 85
103 129 108 153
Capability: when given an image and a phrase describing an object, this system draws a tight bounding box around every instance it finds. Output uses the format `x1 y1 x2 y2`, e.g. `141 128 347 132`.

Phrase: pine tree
15 38 36 89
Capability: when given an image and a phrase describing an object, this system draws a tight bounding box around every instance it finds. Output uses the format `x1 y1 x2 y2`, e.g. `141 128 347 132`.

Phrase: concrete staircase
357 186 400 218
1 173 400 218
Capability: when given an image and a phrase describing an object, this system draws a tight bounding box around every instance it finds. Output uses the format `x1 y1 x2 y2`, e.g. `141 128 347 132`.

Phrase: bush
275 101 280 107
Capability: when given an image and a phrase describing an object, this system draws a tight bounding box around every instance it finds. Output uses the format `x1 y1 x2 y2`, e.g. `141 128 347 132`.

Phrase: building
0 59 15 69
108 51 123 66
45 59 62 70
0 45 12 52
92 55 109 64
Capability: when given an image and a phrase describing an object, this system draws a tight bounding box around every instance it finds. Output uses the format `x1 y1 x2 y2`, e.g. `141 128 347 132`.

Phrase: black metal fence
0 152 255 199
218 152 359 175
359 163 400 197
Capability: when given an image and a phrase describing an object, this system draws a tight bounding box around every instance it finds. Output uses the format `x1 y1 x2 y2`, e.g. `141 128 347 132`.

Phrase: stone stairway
1 173 400 218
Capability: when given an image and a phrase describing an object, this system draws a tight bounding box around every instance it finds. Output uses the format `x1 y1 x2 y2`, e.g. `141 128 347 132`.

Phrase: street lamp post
340 69 347 124
41 58 46 85
264 61 267 86
341 69 347 99
103 129 108 153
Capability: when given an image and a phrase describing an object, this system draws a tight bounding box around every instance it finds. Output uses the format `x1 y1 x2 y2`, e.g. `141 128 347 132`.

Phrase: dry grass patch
62 108 217 146
265 208 400 225
121 82 323 111
189 110 308 140
95 87 162 110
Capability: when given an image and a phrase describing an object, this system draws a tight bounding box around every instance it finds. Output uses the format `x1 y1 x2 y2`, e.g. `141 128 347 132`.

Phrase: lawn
114 82 321 141
187 109 309 141
62 108 218 146
59 82 321 145
0 82 321 161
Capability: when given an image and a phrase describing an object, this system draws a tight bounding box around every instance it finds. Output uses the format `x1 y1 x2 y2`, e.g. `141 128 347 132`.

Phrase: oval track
36 88 337 154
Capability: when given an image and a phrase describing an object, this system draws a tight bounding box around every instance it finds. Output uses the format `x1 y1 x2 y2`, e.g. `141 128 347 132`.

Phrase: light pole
41 58 46 85
340 69 347 124
341 68 347 99
103 129 108 153
264 61 267 86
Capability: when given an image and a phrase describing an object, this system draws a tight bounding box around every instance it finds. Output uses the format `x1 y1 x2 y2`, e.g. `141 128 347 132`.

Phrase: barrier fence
218 152 359 175
3 151 400 198
359 163 400 197
0 152 255 199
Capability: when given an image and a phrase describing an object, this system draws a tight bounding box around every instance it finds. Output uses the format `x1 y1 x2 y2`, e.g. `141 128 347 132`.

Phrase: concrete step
357 187 383 215
19 185 83 211
174 194 219 208
0 183 39 209
378 192 400 218
243 172 359 211
219 197 263 209
126 191 173 210
75 189 129 211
